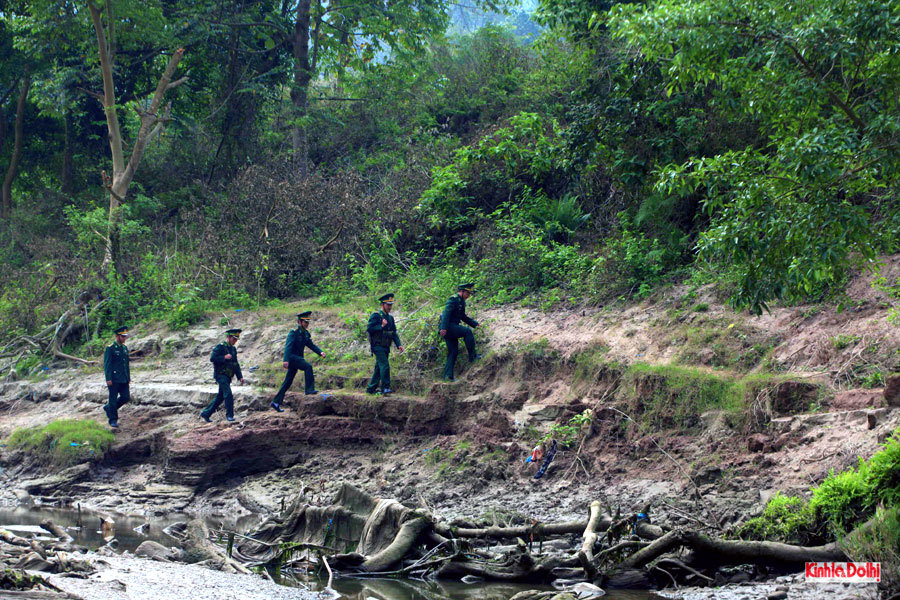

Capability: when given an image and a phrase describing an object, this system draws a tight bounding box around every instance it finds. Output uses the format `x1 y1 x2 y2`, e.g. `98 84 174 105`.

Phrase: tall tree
1 73 31 220
86 0 186 275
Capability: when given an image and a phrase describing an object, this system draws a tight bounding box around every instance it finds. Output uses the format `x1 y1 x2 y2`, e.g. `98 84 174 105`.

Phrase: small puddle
2 505 661 600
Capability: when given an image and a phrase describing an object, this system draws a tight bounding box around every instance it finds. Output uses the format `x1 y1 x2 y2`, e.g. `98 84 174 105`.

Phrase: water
0 504 262 553
1 504 661 600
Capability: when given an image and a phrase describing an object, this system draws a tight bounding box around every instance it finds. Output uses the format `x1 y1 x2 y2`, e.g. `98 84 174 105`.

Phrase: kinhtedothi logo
805 562 880 583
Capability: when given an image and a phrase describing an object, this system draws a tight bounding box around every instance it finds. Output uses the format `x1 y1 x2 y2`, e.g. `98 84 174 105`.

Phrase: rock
748 434 771 453
135 540 177 561
766 592 788 600
884 374 900 407
567 582 606 598
867 412 877 430
20 463 91 494
133 523 150 536
15 551 55 571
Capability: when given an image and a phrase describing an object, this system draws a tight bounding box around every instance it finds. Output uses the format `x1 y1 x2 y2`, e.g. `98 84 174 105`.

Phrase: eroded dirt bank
1 259 899 598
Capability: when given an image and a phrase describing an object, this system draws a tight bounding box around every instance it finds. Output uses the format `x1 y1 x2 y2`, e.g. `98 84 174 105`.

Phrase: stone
867 412 877 430
135 540 177 561
884 374 900 407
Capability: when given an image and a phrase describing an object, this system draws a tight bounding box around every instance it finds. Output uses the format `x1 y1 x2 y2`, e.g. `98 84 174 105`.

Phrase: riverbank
44 553 320 600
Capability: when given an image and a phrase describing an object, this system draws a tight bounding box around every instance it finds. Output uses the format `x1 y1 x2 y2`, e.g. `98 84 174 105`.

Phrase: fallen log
361 516 431 572
577 501 610 578
681 531 846 564
434 520 590 540
40 520 73 543
619 530 683 569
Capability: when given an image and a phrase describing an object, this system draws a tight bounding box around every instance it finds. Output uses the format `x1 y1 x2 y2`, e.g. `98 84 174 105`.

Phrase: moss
7 419 115 467
669 317 781 371
739 493 815 542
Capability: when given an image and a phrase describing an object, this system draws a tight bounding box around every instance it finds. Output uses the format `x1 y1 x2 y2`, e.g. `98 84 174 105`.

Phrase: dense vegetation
0 0 898 363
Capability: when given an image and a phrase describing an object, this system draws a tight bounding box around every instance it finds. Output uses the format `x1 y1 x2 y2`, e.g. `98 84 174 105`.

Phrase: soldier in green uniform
366 293 404 395
439 283 481 381
270 312 326 412
201 329 244 422
103 326 131 428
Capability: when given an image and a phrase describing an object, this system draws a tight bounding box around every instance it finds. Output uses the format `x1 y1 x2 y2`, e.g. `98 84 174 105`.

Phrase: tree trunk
1 74 31 221
61 110 73 195
88 0 184 277
290 0 312 179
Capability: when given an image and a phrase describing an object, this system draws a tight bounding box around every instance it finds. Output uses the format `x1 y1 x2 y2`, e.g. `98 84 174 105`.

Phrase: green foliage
611 0 900 313
739 493 815 543
841 506 900 595
7 419 115 467
830 334 861 350
745 429 900 544
544 409 593 448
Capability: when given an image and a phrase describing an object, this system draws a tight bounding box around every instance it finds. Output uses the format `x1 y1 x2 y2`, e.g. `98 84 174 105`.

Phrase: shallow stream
1 504 660 600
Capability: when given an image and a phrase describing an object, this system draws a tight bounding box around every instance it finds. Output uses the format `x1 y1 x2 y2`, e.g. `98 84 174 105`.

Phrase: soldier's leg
461 326 476 361
104 383 117 422
443 335 459 380
117 384 131 410
298 358 316 394
201 377 227 417
376 348 391 390
366 352 381 393
223 379 235 419
272 366 298 404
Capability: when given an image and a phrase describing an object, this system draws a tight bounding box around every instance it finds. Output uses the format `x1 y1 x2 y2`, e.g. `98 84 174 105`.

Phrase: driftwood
225 484 853 590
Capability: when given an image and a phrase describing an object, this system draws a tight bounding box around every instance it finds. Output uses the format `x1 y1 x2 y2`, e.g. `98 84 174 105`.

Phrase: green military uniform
201 329 244 422
103 326 131 427
271 312 323 410
366 293 402 394
440 284 479 381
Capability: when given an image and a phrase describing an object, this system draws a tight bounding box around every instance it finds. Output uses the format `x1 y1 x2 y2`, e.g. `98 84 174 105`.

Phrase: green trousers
367 347 391 393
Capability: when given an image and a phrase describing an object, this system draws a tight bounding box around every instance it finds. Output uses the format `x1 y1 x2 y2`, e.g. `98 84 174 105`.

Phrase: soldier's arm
103 346 113 382
462 312 478 327
439 298 454 330
307 336 324 356
366 312 382 333
392 330 402 348
124 346 130 382
283 330 296 362
210 344 226 364
233 354 243 381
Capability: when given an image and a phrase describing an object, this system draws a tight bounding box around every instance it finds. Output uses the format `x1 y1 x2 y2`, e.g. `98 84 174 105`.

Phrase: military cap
457 283 475 293
378 293 395 304
114 326 129 336
297 311 312 321
225 328 242 338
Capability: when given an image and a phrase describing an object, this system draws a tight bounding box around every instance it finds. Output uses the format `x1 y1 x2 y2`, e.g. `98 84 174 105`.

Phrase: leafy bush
743 428 900 543
8 420 115 467
841 506 900 596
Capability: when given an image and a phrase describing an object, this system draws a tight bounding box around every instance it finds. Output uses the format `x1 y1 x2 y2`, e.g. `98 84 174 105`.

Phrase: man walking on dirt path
366 293 404 395
270 312 326 412
201 329 244 423
103 326 131 428
439 283 481 381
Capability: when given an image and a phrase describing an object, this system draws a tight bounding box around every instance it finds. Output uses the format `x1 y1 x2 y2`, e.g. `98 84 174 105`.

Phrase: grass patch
7 419 115 467
669 318 781 371
623 364 809 432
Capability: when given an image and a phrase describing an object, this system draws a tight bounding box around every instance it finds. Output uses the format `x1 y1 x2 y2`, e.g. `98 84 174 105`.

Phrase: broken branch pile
232 483 847 590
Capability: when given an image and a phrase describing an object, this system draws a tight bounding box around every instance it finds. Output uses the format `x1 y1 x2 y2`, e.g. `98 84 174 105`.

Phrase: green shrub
841 506 900 596
739 493 815 542
8 419 115 467
809 428 900 532
746 429 900 544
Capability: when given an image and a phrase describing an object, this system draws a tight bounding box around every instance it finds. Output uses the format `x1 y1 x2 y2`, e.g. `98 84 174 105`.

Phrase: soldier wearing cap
439 283 480 381
366 293 404 395
103 326 131 428
270 311 326 411
201 329 244 422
